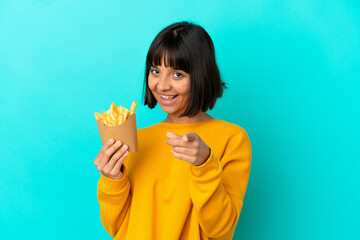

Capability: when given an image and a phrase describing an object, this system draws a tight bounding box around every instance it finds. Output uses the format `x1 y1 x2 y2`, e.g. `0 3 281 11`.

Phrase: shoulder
213 121 251 161
197 119 251 151
210 120 251 153
210 119 249 139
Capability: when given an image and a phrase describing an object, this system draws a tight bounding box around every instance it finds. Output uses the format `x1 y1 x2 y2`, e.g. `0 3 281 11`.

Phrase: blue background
0 0 359 239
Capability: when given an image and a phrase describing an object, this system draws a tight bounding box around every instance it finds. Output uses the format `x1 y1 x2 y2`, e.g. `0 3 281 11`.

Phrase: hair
143 21 226 117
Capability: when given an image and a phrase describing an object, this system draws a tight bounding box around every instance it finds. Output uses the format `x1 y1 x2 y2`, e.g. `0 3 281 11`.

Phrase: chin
159 107 177 115
158 105 182 116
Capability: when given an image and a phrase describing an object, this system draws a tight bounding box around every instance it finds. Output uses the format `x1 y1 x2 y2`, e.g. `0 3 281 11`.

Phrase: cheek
148 76 157 91
176 80 191 96
185 85 191 96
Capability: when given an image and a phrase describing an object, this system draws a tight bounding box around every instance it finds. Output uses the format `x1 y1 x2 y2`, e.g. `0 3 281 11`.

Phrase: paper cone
96 113 138 152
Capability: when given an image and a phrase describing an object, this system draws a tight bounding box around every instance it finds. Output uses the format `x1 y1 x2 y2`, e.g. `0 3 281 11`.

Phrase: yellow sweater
97 119 252 240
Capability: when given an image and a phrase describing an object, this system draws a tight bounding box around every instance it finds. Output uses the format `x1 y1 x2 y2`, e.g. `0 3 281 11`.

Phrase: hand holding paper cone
94 138 129 180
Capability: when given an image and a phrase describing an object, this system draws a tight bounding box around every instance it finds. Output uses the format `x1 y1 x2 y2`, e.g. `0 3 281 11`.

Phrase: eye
150 68 159 75
173 72 183 78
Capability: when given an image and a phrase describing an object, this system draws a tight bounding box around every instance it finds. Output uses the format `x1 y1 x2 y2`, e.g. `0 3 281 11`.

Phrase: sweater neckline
156 118 219 129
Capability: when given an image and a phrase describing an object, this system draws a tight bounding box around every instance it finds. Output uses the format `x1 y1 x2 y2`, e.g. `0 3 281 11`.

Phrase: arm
188 129 252 238
94 139 132 238
97 167 132 238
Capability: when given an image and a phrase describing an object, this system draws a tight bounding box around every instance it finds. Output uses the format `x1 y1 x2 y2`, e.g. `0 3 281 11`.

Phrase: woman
94 21 252 240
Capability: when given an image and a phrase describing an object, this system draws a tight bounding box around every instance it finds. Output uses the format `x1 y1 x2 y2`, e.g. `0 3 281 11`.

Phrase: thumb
184 132 197 142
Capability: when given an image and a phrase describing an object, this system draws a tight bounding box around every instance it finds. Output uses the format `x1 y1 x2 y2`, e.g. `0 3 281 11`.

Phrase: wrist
194 148 211 166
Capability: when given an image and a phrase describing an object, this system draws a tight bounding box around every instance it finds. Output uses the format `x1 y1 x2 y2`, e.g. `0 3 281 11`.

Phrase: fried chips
95 101 137 126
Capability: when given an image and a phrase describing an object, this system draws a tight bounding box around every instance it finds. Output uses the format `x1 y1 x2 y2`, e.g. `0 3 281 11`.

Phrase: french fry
123 109 130 120
117 114 124 125
110 102 119 115
130 101 137 115
118 105 125 115
95 101 137 126
94 112 102 120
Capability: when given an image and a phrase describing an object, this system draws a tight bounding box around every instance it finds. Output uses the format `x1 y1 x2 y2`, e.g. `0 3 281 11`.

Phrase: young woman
94 21 252 240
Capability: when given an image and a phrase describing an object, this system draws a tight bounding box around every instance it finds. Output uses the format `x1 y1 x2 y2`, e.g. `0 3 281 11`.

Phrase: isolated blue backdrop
0 0 359 239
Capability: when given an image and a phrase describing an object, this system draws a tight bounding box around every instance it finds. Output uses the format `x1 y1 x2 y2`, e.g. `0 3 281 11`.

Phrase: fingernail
109 138 114 143
115 141 121 146
122 145 128 150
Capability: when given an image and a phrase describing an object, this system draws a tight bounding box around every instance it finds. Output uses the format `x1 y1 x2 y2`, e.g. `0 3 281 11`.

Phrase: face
148 60 191 117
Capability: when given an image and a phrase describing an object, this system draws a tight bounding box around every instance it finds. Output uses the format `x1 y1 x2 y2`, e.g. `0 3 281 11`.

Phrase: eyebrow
150 65 185 72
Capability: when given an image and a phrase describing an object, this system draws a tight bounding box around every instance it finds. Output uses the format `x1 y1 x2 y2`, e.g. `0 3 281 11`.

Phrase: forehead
152 58 181 70
148 44 191 73
151 51 177 67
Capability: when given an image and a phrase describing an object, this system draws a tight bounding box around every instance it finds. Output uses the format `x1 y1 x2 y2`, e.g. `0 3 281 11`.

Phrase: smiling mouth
160 94 178 99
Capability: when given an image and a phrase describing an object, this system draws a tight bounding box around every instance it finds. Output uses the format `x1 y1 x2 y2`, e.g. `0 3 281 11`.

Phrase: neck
163 112 213 124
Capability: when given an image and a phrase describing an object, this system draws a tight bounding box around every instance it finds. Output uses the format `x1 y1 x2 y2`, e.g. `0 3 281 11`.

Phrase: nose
157 75 171 91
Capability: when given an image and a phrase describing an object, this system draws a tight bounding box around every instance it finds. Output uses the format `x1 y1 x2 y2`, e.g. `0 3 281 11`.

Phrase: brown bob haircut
143 21 226 117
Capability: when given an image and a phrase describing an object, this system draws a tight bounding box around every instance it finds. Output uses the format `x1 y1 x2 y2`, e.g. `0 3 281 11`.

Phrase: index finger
95 138 115 160
166 132 182 139
104 138 116 150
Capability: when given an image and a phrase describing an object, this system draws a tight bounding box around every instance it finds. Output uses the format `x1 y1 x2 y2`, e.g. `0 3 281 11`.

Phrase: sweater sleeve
97 166 132 238
188 128 252 238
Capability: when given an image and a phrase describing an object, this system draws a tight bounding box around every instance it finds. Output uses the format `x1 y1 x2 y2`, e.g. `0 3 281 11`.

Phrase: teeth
161 95 176 99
